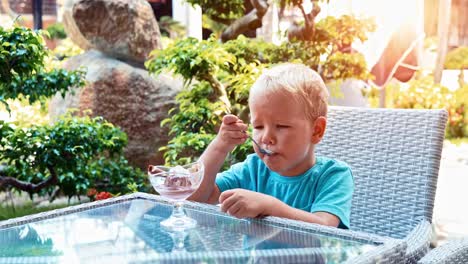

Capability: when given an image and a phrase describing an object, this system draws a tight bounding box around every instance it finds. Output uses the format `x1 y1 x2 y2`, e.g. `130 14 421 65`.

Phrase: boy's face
249 91 322 176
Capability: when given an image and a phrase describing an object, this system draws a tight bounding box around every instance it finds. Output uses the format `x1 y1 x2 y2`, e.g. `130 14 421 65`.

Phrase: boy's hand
219 189 277 218
214 115 248 153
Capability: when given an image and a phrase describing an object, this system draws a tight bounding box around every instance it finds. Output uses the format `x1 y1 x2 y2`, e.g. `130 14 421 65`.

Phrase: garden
0 0 467 251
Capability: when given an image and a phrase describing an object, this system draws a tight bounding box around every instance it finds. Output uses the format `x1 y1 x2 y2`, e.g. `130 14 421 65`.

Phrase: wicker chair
316 106 447 263
418 238 468 264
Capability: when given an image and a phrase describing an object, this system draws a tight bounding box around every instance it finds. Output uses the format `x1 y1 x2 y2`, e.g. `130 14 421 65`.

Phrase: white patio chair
316 106 448 263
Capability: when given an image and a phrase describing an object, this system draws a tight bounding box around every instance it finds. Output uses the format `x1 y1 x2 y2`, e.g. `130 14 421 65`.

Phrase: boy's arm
219 189 340 227
188 137 228 203
188 115 248 204
268 200 340 227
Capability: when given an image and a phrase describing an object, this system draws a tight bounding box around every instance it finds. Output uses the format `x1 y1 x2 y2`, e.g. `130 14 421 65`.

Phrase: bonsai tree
0 26 147 201
186 0 374 43
146 1 375 167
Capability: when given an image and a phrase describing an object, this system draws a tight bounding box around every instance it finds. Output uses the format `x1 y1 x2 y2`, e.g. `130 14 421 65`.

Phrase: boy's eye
253 126 263 130
277 125 290 129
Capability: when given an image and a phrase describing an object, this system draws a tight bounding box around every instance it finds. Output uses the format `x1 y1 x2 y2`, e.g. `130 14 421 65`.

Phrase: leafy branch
146 37 236 111
0 26 84 109
0 115 147 198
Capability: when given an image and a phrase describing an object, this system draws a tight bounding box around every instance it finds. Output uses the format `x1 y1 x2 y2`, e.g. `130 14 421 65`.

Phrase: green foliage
147 7 376 166
391 75 467 138
445 46 468 69
157 82 227 166
315 15 376 48
0 114 147 198
262 41 371 81
222 35 271 64
321 51 370 80
50 38 84 61
163 83 221 135
0 96 50 127
0 26 85 109
202 14 228 39
1 27 47 83
158 16 186 38
449 83 468 137
86 156 150 195
45 23 67 40
147 37 265 166
260 15 375 82
448 137 468 146
185 0 245 21
0 120 14 142
146 37 236 86
7 68 85 105
393 75 453 109
161 132 216 166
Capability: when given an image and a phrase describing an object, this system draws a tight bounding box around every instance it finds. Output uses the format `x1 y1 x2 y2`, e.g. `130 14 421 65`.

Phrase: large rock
49 50 182 169
62 0 93 50
72 0 162 64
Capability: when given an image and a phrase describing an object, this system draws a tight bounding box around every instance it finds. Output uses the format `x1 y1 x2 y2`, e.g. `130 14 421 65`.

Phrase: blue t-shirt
215 154 354 229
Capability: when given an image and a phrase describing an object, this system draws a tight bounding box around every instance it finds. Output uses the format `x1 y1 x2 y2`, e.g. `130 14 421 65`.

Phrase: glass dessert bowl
148 161 204 231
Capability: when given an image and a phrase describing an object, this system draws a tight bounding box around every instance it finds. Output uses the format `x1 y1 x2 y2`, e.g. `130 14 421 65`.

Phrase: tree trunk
287 1 321 41
201 74 232 112
0 166 57 194
221 0 269 42
434 0 452 84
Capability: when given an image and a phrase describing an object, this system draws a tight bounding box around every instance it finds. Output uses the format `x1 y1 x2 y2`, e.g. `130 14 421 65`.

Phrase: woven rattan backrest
316 106 447 239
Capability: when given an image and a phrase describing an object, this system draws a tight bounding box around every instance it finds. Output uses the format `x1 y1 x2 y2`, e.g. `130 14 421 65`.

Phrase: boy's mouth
260 149 274 155
263 151 277 157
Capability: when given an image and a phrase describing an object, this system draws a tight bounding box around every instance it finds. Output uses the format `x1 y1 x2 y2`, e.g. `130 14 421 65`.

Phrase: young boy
190 63 353 229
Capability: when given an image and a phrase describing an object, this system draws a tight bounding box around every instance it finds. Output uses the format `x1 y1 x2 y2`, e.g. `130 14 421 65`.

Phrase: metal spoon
243 132 273 156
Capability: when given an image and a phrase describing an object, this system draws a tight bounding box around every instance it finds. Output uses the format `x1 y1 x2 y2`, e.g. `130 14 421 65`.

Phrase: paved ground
432 141 468 245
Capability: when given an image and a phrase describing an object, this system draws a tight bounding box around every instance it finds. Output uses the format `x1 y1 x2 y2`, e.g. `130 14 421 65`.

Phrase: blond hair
249 63 329 120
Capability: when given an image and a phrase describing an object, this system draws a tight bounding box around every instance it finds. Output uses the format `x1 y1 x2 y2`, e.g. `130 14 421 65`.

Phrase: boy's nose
261 129 276 145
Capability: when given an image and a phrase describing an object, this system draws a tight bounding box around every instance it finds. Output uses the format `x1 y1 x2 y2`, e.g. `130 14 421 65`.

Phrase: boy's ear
311 116 327 144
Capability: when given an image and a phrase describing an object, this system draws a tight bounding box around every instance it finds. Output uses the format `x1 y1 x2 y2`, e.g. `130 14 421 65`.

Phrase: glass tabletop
0 195 383 263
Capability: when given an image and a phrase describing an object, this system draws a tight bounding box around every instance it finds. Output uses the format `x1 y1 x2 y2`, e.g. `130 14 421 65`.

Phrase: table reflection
0 198 377 263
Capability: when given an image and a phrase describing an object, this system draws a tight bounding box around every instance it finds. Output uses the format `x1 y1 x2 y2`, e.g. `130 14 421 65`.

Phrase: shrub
0 114 148 200
45 23 67 40
147 10 375 167
391 75 467 138
0 26 85 109
50 38 84 61
445 46 468 70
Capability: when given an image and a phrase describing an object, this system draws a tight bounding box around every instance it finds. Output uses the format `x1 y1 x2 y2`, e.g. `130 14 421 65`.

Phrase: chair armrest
349 239 407 264
404 220 432 264
418 238 468 264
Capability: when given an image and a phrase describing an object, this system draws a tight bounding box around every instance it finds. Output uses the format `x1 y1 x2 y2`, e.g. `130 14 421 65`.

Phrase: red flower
86 188 97 197
95 191 113 200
